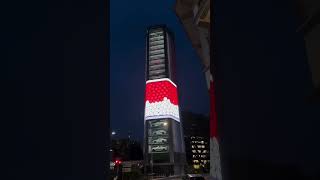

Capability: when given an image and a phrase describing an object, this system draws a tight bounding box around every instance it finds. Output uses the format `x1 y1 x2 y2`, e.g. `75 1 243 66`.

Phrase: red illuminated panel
145 79 178 105
144 78 180 121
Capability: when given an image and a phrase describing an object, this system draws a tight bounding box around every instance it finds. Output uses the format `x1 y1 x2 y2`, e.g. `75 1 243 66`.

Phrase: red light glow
145 80 178 105
115 160 121 164
144 78 180 121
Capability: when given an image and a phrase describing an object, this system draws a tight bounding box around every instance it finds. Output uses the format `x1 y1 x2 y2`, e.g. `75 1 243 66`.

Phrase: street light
111 131 116 135
163 122 168 126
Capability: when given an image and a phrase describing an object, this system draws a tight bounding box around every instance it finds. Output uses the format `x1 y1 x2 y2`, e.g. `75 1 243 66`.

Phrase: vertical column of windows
148 30 166 80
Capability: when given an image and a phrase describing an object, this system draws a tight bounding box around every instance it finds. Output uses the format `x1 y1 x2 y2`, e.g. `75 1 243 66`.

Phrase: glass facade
148 29 167 80
144 25 185 177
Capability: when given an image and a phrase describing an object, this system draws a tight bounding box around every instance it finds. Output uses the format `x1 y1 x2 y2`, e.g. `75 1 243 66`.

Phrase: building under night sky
110 0 210 142
182 111 210 173
143 25 186 177
174 0 222 179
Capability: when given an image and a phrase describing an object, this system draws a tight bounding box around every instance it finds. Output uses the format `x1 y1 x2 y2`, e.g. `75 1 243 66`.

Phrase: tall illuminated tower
143 25 185 177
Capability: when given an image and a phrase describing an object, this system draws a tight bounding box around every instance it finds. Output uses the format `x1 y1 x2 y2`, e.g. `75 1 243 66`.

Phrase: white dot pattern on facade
144 97 180 122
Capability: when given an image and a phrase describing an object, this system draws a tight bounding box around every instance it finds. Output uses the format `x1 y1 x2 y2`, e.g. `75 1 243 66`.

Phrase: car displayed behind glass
151 145 168 152
150 120 167 128
152 138 167 144
152 129 167 135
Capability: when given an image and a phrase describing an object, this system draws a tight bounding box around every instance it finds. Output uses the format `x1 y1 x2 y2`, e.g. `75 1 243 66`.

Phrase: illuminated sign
144 78 180 122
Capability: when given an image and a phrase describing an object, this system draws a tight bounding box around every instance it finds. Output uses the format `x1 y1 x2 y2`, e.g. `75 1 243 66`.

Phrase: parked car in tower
150 121 165 128
152 138 167 144
152 130 166 135
151 146 168 152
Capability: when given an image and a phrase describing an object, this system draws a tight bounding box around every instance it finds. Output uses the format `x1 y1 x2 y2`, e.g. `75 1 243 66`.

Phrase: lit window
149 49 164 56
192 150 196 153
201 141 204 144
149 44 164 51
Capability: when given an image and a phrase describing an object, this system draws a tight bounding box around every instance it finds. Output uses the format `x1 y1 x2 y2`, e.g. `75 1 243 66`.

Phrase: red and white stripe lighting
144 78 180 122
207 72 222 180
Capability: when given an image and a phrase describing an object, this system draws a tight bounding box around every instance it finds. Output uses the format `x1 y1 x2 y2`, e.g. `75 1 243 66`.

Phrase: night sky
110 0 209 141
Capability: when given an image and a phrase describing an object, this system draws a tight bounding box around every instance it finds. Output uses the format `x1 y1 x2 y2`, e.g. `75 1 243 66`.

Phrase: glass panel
149 54 165 60
149 145 169 153
149 59 165 66
148 136 168 145
149 44 164 51
149 75 167 80
149 64 165 71
149 69 166 76
149 40 164 46
149 36 164 42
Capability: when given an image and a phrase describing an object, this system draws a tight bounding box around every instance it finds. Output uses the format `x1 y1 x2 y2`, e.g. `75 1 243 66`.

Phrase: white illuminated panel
145 97 180 121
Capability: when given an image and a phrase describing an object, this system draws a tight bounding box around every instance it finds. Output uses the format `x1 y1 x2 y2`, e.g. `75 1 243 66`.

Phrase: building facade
295 0 320 102
182 111 210 173
143 25 186 177
174 0 222 179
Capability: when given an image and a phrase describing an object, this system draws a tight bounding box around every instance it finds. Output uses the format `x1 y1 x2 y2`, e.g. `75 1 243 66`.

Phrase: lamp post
110 130 116 176
110 130 116 153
